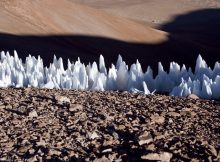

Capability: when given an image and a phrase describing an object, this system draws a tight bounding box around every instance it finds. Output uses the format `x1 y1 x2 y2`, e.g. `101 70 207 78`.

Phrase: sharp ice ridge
0 51 220 99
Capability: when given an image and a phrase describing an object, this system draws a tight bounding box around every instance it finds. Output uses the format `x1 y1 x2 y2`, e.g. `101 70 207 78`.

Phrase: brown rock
94 156 111 162
138 131 153 145
29 155 38 162
150 114 165 124
89 132 100 140
29 110 38 117
56 96 70 104
117 125 125 130
187 94 199 99
69 104 83 112
167 112 180 117
0 105 5 109
0 157 7 161
18 146 31 153
48 149 61 156
36 140 46 146
141 152 173 162
168 107 175 112
191 159 200 162
29 148 36 155
207 144 218 157
146 144 156 151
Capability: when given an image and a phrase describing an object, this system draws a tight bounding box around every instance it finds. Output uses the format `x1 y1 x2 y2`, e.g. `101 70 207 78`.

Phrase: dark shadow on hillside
160 9 220 67
161 9 220 34
0 9 219 72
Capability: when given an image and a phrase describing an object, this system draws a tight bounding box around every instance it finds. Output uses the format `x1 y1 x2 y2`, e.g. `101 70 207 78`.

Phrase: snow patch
0 51 220 99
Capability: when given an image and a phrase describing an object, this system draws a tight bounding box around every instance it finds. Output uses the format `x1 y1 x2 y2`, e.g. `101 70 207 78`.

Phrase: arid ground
0 1 219 161
0 88 219 161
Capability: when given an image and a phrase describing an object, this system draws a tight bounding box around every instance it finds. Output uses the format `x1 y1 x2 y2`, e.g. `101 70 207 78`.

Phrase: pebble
28 110 38 117
141 152 173 162
138 131 153 145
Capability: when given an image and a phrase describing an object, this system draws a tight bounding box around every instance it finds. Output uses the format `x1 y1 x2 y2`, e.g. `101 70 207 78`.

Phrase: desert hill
0 0 219 71
70 0 220 27
0 0 167 42
0 2 219 161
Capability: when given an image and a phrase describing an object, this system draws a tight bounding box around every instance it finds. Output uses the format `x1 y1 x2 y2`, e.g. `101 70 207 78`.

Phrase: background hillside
0 0 219 70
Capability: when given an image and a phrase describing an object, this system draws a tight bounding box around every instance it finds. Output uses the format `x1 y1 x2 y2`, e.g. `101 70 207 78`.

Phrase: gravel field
0 88 219 161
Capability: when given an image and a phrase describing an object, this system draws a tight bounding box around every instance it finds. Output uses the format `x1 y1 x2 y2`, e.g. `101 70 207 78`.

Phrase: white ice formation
0 51 220 99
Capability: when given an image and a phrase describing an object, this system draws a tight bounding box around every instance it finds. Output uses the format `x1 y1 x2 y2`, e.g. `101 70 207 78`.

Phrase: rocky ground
0 88 219 162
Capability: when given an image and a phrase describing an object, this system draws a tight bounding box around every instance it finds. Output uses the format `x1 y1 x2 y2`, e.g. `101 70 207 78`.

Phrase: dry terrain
0 0 219 70
71 0 220 27
0 0 167 42
0 2 219 161
0 88 219 161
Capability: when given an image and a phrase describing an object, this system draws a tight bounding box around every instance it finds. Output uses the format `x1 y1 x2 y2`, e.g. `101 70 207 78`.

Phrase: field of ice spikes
0 51 220 99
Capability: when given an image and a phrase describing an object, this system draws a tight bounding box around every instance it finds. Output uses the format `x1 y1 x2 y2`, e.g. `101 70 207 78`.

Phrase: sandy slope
0 0 167 43
0 0 219 71
71 0 220 27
